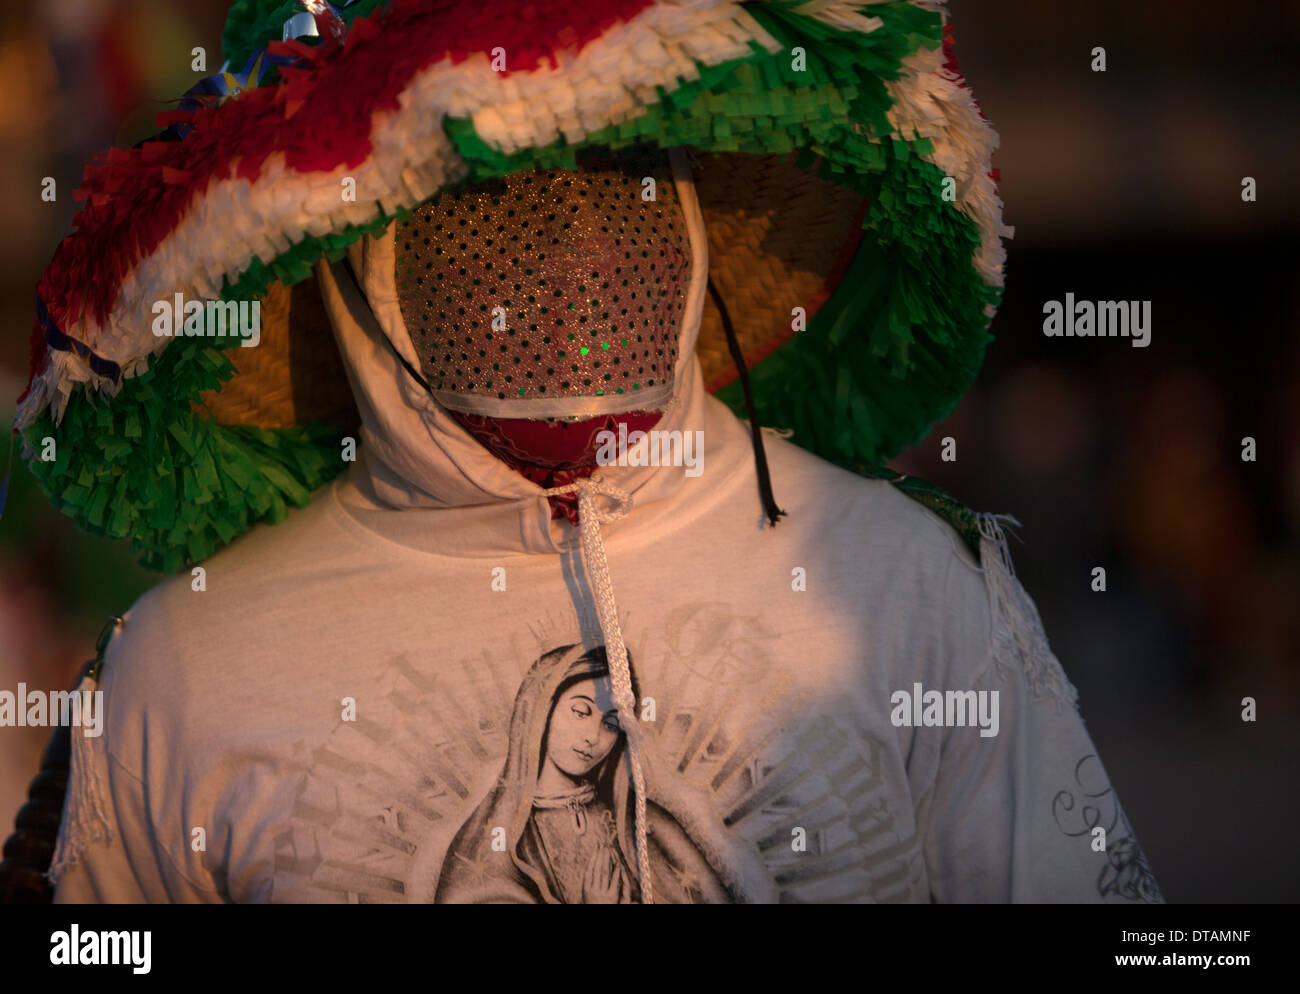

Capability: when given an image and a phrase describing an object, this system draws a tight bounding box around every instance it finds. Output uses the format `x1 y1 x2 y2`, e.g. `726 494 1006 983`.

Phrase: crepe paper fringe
689 2 999 469
976 514 1079 712
884 19 1012 292
222 0 387 71
20 0 1005 571
44 670 113 888
21 333 346 573
716 152 997 469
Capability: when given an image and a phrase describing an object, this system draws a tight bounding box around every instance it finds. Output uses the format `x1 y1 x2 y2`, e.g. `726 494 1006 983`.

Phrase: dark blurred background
0 0 1296 902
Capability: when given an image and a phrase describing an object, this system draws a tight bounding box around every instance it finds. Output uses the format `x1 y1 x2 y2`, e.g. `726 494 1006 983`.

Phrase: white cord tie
539 476 653 903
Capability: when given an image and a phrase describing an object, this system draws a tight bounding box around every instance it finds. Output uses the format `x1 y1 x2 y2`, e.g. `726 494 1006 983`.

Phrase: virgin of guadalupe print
435 644 732 903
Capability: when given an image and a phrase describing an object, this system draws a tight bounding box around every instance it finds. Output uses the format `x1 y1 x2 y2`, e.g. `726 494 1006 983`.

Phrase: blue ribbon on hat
14 292 124 518
36 294 123 385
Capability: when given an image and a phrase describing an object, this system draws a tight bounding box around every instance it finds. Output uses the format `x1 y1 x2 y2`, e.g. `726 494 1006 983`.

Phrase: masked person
4 0 1161 904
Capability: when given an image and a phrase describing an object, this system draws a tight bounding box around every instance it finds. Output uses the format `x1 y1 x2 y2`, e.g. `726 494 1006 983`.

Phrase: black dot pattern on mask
394 148 690 402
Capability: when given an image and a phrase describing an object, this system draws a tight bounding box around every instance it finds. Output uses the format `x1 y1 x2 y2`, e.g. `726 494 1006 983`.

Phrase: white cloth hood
312 148 750 559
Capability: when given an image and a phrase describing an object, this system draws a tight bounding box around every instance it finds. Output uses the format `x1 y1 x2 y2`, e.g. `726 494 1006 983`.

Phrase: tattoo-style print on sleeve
1052 753 1163 903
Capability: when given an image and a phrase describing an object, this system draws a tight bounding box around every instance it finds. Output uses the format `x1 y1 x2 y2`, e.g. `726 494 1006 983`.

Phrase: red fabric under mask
450 411 664 524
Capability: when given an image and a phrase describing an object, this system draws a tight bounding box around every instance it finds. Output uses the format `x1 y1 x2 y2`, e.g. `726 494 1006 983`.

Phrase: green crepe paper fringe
24 202 410 574
221 0 388 72
22 335 345 574
715 154 998 469
37 0 996 572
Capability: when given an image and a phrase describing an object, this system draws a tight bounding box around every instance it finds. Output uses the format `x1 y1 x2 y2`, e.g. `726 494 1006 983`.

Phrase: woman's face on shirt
546 676 621 780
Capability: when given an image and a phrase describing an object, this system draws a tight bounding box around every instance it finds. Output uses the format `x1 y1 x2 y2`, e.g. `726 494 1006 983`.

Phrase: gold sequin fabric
394 149 691 409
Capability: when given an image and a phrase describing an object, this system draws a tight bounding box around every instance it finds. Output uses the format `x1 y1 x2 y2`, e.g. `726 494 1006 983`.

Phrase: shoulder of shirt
758 430 985 571
852 463 985 566
759 435 1001 689
95 489 355 727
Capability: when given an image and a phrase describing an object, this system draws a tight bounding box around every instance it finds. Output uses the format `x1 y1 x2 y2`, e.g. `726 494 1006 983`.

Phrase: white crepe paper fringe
883 10 1013 306
793 0 889 35
976 513 1079 713
44 671 114 888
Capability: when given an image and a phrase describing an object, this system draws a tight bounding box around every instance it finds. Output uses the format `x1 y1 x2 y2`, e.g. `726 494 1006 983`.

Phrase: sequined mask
394 148 692 420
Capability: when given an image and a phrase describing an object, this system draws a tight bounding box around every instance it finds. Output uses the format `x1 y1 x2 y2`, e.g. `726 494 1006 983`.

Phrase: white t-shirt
50 166 1161 904
51 397 1160 902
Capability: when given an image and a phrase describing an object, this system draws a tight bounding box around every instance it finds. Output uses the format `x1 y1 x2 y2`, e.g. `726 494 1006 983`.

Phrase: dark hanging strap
707 278 785 526
383 328 437 396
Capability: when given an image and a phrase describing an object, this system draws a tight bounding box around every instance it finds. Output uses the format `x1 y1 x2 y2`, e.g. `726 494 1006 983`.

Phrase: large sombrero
15 0 1009 572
